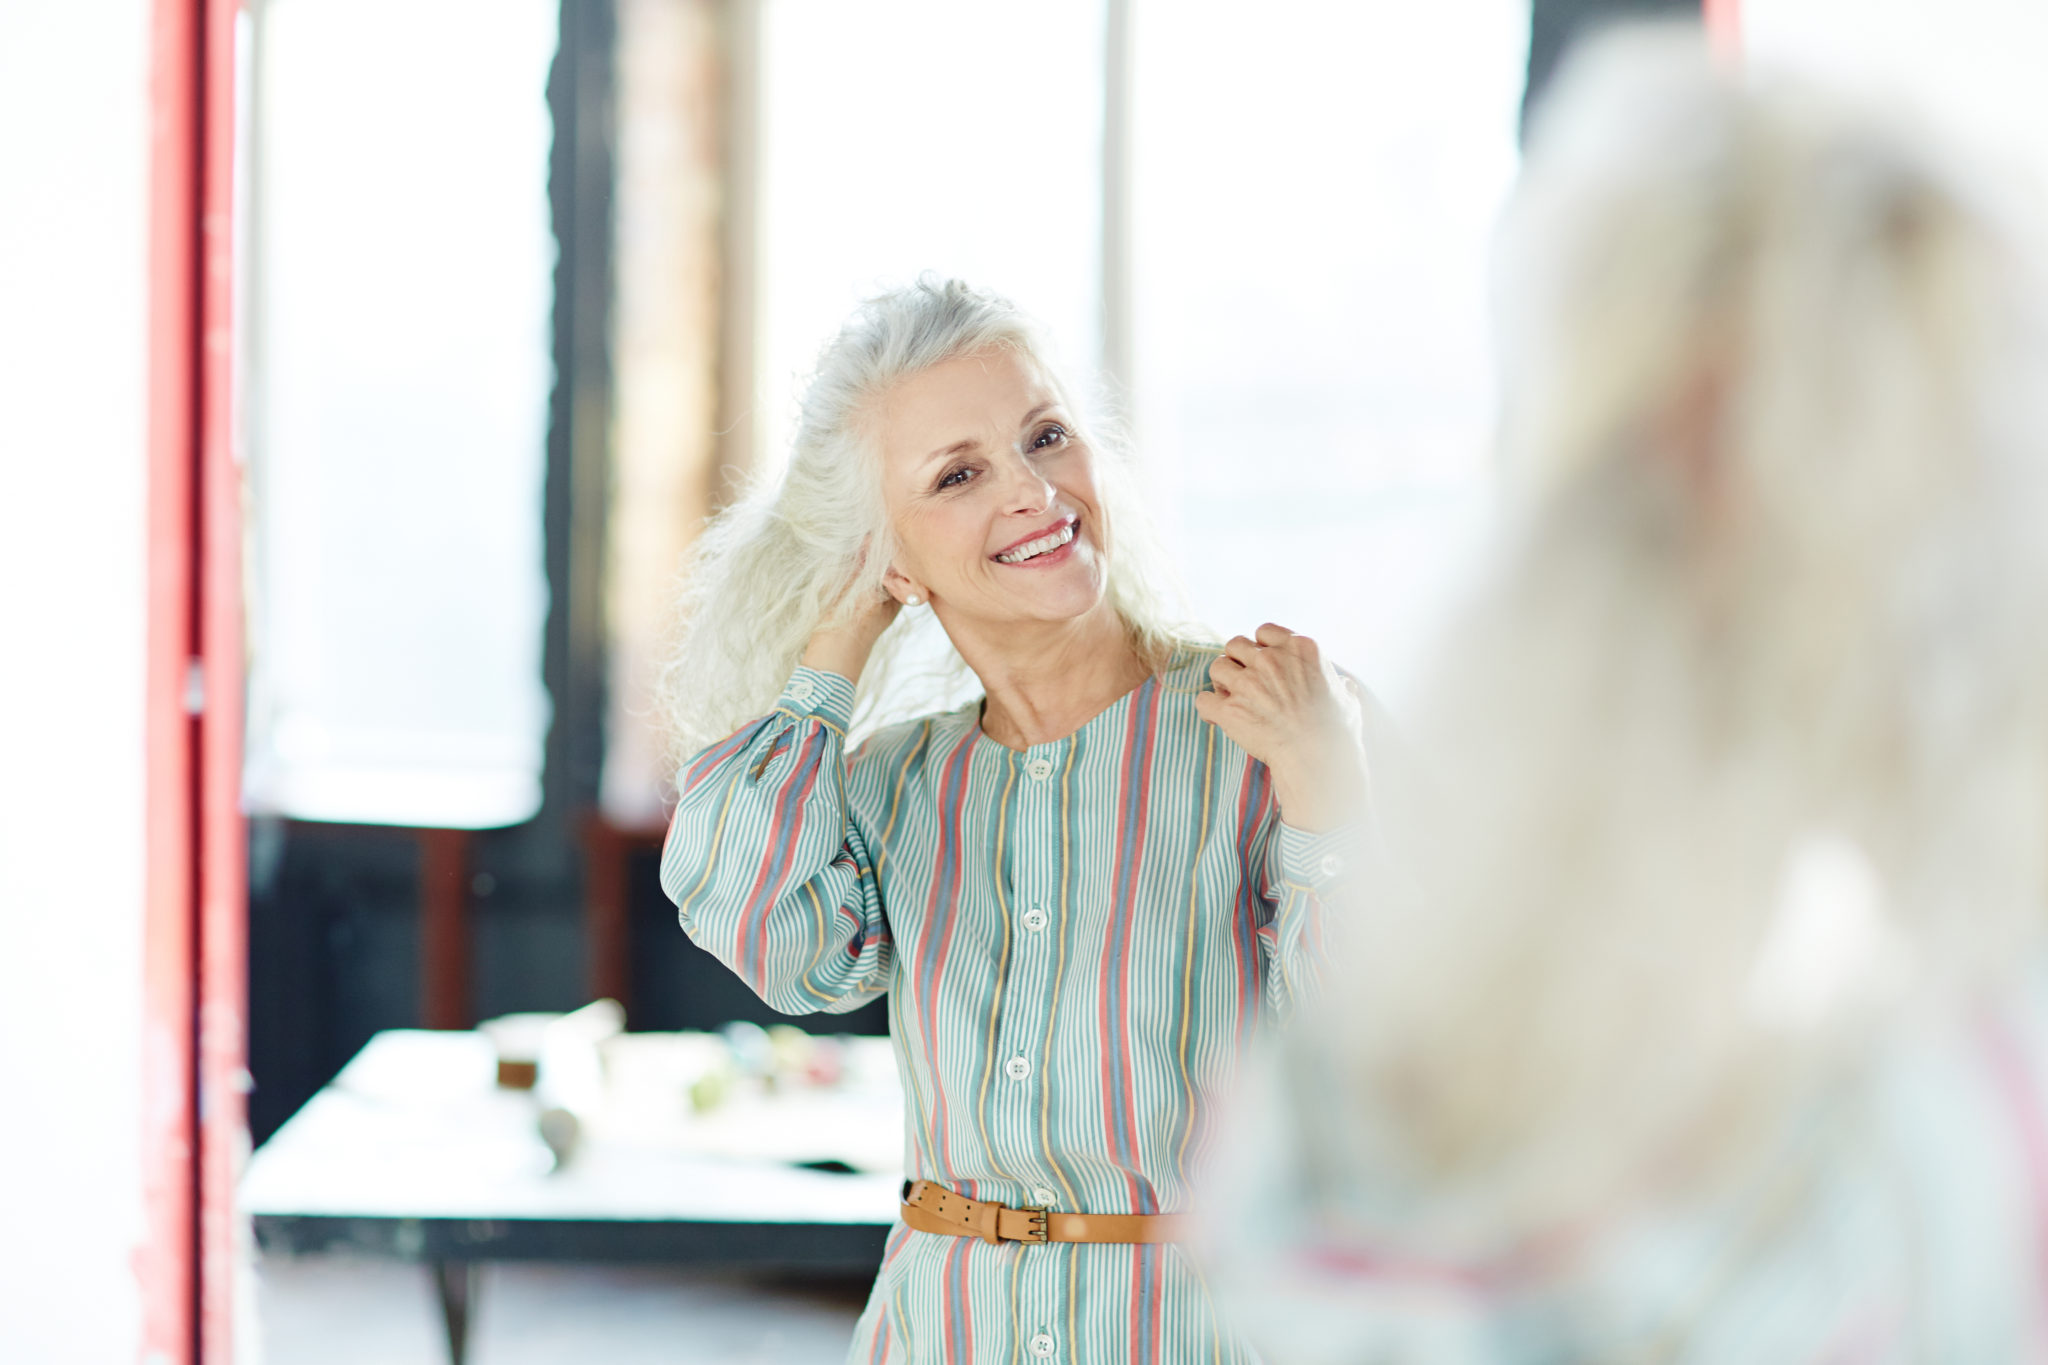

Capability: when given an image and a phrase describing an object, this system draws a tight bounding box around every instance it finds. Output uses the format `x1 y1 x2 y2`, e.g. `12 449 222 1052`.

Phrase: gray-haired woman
1214 27 2048 1364
658 278 1379 1363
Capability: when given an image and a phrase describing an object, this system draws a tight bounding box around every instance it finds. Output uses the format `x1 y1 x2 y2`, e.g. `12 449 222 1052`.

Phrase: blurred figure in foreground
1212 25 2048 1364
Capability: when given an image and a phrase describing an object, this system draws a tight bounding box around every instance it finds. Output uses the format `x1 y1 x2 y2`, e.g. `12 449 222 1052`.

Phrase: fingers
1254 623 1320 665
1252 622 1293 649
1235 624 1318 662
1220 627 1319 680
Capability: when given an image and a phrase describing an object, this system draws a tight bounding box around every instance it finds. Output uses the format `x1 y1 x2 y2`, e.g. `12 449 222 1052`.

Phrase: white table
244 1030 901 1363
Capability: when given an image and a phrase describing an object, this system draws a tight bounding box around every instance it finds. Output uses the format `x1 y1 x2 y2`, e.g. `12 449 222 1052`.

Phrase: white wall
0 2 153 1360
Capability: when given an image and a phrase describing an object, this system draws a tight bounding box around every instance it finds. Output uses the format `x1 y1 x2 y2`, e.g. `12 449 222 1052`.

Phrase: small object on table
479 1012 551 1090
481 999 625 1170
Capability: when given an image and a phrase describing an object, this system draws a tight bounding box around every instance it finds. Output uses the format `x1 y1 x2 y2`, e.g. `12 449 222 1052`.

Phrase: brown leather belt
899 1179 1188 1245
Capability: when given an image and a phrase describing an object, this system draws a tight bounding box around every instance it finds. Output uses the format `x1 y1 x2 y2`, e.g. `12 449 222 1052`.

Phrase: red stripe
941 1235 974 1359
1100 683 1160 1211
683 724 756 792
736 726 827 987
1129 1243 1164 1364
1230 764 1270 1044
916 730 979 1184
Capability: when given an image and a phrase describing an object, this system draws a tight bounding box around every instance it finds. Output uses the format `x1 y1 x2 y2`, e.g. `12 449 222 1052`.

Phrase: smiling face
872 347 1114 634
874 346 1113 635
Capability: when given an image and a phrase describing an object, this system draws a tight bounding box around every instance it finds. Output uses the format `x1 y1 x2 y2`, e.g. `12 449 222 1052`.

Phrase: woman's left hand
1194 624 1367 833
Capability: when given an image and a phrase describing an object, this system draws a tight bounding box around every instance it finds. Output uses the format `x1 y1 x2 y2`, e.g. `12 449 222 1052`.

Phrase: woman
657 278 1374 1363
1211 26 2048 1364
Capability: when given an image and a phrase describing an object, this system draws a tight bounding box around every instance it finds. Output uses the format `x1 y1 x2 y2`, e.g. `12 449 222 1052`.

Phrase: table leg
432 1259 479 1365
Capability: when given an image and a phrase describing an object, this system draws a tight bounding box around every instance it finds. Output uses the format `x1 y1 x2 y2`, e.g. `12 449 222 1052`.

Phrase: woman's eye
937 465 974 490
1031 423 1068 451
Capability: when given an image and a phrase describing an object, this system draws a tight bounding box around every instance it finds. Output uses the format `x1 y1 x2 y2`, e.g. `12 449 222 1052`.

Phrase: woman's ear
881 564 924 607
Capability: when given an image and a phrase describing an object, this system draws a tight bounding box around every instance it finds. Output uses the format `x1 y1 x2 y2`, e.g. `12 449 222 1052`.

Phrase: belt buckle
1011 1204 1050 1246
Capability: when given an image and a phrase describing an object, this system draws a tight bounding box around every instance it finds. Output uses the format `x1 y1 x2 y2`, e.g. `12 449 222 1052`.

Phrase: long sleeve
659 666 890 1015
1254 674 1409 1020
1257 816 1369 1020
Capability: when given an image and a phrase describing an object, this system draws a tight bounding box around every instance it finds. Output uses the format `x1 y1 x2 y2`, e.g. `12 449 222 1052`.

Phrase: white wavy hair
657 276 1197 766
1327 26 2048 1242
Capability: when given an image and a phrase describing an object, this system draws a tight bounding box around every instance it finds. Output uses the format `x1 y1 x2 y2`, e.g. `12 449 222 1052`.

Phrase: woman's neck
947 605 1152 750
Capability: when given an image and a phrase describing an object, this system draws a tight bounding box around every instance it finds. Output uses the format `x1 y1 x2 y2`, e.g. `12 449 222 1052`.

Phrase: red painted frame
197 0 247 1358
142 2 200 1359
143 1 243 1361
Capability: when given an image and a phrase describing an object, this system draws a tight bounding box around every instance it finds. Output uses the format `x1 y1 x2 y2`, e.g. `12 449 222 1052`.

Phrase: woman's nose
997 450 1055 514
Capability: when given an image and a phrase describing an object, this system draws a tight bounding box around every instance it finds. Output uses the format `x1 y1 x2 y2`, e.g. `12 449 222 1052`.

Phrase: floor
254 1255 869 1365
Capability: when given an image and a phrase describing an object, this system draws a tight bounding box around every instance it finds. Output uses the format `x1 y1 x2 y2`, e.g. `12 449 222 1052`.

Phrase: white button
1026 757 1054 781
1021 907 1048 932
1032 1187 1058 1205
1319 852 1344 878
1004 1056 1032 1082
1030 1333 1056 1358
786 676 816 703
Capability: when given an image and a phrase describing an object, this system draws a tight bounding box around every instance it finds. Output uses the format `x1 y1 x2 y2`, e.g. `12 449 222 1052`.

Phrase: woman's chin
1006 577 1111 627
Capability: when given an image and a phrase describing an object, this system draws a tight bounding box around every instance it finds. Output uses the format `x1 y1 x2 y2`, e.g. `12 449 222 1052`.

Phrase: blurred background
12 0 2048 1362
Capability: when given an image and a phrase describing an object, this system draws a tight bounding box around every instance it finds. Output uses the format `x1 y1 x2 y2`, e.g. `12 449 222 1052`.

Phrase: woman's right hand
799 570 902 684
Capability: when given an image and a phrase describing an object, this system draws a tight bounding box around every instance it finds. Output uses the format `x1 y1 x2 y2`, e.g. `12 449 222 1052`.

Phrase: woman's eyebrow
920 436 979 467
918 401 1059 467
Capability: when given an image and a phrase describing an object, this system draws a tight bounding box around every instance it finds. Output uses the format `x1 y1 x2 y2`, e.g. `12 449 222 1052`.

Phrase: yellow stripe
797 881 833 1006
874 721 928 879
675 760 745 924
772 703 845 737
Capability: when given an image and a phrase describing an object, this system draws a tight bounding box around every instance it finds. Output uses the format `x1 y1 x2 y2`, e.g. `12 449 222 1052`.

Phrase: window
244 0 559 828
1132 1 1528 701
743 0 1529 710
753 0 1108 472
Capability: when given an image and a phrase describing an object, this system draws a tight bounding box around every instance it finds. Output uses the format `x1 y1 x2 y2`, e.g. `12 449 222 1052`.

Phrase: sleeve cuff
1276 820 1373 892
777 665 858 733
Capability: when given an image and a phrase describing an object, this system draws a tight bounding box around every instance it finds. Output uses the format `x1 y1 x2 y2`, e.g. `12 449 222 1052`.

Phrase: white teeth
996 522 1076 564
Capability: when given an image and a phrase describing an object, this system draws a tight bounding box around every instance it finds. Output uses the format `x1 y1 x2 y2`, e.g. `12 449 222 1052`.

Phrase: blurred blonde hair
656 276 1196 766
1337 25 2048 1241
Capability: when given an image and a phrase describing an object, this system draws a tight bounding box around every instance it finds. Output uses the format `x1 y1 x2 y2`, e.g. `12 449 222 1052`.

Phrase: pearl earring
904 594 922 606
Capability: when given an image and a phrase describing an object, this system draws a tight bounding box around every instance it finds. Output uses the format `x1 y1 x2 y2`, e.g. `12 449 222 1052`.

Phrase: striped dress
660 652 1365 1364
1210 976 2048 1363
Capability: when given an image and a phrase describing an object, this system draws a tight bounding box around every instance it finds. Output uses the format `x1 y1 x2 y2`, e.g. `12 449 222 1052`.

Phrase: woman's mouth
992 516 1079 566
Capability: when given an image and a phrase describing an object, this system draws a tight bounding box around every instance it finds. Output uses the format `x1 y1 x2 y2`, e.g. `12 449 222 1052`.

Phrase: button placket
1029 1331 1057 1359
993 740 1063 1228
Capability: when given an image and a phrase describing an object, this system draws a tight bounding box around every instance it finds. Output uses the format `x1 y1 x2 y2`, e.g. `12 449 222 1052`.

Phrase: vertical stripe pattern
661 654 1359 1364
